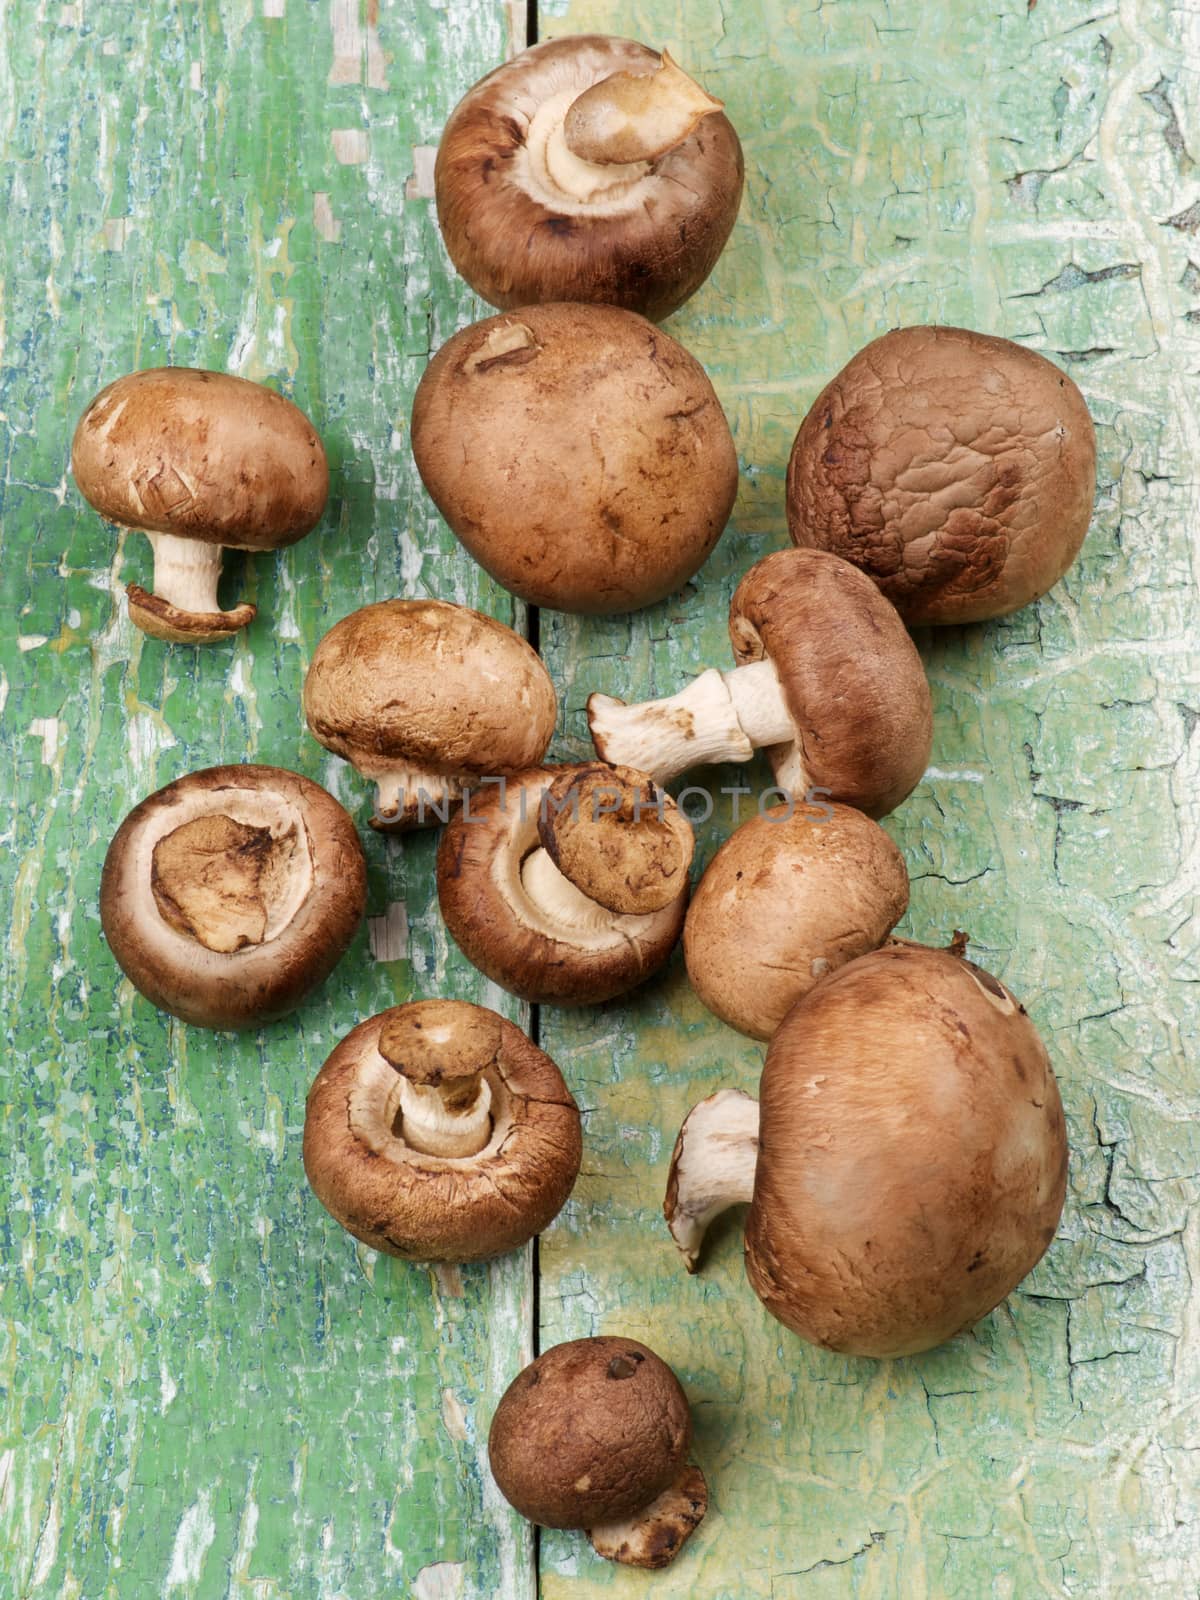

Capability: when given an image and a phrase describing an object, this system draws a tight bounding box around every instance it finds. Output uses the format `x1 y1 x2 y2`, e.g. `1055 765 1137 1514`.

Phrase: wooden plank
536 1 1200 1595
0 3 533 1596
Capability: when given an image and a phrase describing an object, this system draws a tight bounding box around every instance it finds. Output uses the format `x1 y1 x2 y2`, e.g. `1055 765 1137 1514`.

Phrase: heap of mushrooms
489 1336 707 1569
438 764 693 1005
303 599 558 829
589 548 933 816
435 36 743 321
72 368 328 642
665 940 1069 1358
786 325 1097 623
411 302 738 614
304 1000 582 1263
101 765 366 1029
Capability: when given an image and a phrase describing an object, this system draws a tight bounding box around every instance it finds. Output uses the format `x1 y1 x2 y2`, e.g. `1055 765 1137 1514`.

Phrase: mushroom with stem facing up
489 1337 707 1569
664 939 1069 1358
303 599 558 830
589 547 933 817
71 368 328 643
437 764 693 1006
435 35 743 322
100 764 366 1029
303 1000 582 1263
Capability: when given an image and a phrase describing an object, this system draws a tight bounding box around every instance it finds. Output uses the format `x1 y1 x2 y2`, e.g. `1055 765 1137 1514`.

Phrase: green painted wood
0 3 533 1596
535 1 1200 1595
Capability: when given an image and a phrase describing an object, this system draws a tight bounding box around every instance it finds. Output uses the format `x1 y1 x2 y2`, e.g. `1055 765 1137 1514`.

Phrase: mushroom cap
538 763 693 915
729 548 933 818
71 368 329 550
786 325 1096 624
410 303 738 614
434 36 743 322
488 1337 692 1528
303 599 557 778
100 764 366 1029
436 767 688 1006
744 943 1069 1357
684 801 909 1039
303 1002 581 1262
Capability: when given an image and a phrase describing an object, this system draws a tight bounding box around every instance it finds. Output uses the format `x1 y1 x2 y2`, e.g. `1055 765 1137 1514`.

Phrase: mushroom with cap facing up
100 764 366 1029
435 35 743 322
786 325 1097 624
664 939 1069 1358
437 764 693 1006
410 303 739 614
303 1000 582 1263
489 1336 707 1569
684 799 910 1039
303 599 558 830
589 547 933 818
71 368 329 642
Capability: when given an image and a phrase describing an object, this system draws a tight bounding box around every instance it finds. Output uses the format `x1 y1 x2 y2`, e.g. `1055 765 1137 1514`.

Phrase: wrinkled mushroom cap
303 1002 581 1262
71 367 329 550
488 1336 692 1528
437 767 688 1005
786 325 1097 624
411 303 738 614
434 35 743 322
100 764 366 1029
729 548 933 819
684 801 909 1038
744 943 1069 1357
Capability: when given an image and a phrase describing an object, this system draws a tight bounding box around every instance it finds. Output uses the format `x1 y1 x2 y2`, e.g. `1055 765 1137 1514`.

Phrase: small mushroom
303 599 558 830
410 303 738 614
101 764 365 1029
71 368 328 642
589 548 933 817
665 941 1069 1357
303 1000 582 1263
786 325 1097 623
684 800 910 1039
437 765 692 1005
488 1336 707 1569
435 35 743 322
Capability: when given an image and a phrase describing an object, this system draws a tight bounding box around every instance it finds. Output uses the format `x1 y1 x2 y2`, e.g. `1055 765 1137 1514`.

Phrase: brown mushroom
303 599 557 829
434 36 743 322
101 764 365 1029
437 765 691 1005
488 1336 707 1568
786 325 1097 623
589 548 933 817
71 368 329 642
664 940 1069 1357
410 303 738 614
303 1000 581 1263
684 800 909 1039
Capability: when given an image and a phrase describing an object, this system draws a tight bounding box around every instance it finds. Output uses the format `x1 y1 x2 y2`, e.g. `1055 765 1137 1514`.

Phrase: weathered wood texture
536 1 1200 1596
0 3 534 1597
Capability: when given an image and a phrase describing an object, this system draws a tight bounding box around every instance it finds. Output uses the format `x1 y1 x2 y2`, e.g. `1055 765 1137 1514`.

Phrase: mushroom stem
128 530 257 643
588 1462 708 1568
589 660 797 786
397 1075 493 1158
563 50 724 166
371 766 464 831
664 1088 760 1272
378 1000 504 1158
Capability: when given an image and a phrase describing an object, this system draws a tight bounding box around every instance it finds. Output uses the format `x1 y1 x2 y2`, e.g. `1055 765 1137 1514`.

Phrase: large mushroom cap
729 548 933 818
303 599 558 829
488 1337 692 1528
744 943 1069 1357
435 35 743 322
410 303 738 614
786 325 1097 624
303 1001 581 1263
100 764 365 1029
684 800 909 1039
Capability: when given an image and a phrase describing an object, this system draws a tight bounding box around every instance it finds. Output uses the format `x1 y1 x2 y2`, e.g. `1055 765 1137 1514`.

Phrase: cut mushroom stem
372 764 464 832
588 1461 708 1569
664 1088 760 1272
589 659 798 787
378 1000 501 1158
563 49 724 167
127 530 257 643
